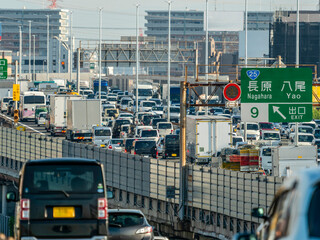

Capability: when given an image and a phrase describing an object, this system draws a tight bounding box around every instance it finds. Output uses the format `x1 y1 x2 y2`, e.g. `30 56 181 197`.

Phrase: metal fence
0 127 284 239
0 214 10 237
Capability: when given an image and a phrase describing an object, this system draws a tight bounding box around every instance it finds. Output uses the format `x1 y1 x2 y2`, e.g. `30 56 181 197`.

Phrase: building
0 8 70 77
270 11 320 71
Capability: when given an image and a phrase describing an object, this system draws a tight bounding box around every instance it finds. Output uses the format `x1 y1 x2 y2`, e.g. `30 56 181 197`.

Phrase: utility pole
99 7 103 102
47 15 50 81
69 11 73 84
205 0 209 114
33 35 35 81
167 0 171 122
179 66 188 220
28 21 32 80
19 26 22 79
136 4 140 113
295 0 300 146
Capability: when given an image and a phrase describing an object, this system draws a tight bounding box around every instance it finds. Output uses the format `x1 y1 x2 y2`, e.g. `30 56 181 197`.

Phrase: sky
4 0 320 43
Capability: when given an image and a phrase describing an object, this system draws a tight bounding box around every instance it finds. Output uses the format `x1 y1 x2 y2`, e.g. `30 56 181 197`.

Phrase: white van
157 122 173 137
239 122 260 141
92 126 112 147
259 146 276 174
134 126 153 138
1 97 13 112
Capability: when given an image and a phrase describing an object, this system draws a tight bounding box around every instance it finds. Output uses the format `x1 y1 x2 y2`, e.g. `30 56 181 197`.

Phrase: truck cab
92 126 112 147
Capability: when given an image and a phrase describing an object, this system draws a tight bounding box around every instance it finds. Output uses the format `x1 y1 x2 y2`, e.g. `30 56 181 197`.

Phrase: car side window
308 185 320 237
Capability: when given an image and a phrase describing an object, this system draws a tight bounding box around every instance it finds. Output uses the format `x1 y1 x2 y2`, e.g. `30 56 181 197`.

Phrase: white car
157 122 173 137
289 125 314 142
105 139 124 152
151 106 164 115
37 112 47 126
290 133 314 145
140 129 159 141
238 122 260 141
139 100 157 112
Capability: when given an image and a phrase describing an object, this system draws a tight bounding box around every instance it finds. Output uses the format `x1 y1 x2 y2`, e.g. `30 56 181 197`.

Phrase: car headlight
136 226 153 234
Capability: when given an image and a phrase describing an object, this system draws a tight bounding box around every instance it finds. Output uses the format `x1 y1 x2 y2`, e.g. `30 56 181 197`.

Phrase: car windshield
152 119 166 126
166 135 179 145
299 127 313 134
24 96 45 104
152 106 163 111
109 213 144 227
3 98 11 103
107 109 117 114
138 89 152 96
142 102 156 107
171 107 180 113
95 129 111 136
263 133 280 140
262 148 272 156
246 124 259 130
108 97 117 101
260 123 274 129
298 135 313 142
22 164 103 194
141 130 158 137
110 139 124 145
121 99 131 105
158 123 172 129
232 137 243 145
135 141 156 151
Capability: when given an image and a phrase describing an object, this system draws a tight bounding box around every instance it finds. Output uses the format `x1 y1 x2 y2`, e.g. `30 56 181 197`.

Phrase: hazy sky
4 0 319 43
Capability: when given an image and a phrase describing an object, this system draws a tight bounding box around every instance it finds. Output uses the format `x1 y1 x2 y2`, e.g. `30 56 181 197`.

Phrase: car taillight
156 151 158 159
171 129 173 133
98 198 108 219
20 199 30 220
136 226 153 234
124 149 127 153
108 145 112 149
134 151 136 155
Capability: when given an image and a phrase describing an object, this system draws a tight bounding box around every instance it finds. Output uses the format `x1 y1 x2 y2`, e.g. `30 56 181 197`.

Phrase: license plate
53 207 75 218
172 153 177 157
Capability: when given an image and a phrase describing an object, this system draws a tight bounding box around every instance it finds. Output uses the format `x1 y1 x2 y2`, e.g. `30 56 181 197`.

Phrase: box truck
186 115 232 164
272 145 318 177
49 95 82 136
66 99 101 141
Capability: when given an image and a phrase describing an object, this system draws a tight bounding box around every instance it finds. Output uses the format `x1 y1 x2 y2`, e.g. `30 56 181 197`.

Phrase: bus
93 79 108 93
19 91 46 121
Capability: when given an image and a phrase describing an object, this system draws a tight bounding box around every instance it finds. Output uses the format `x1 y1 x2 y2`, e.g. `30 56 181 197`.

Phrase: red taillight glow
98 198 108 219
108 145 112 149
20 199 30 220
171 129 173 133
134 151 136 155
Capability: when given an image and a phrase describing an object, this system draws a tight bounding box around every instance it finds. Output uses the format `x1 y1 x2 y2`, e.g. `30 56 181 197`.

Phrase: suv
162 134 179 159
6 158 112 240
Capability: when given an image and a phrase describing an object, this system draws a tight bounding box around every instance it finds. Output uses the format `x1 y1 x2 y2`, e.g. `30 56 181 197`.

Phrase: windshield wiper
38 190 70 198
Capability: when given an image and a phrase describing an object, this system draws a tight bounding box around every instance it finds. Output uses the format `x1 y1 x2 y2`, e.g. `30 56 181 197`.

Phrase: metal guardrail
0 127 283 239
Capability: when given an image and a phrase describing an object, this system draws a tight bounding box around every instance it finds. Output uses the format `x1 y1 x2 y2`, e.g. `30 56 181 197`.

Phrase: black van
163 134 180 158
7 158 112 240
131 140 157 158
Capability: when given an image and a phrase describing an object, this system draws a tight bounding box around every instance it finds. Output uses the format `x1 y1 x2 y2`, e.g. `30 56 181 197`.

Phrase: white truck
186 115 232 164
49 95 82 136
272 145 318 177
66 99 101 141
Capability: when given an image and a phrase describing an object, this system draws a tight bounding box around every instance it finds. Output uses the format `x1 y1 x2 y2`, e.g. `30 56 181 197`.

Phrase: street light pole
136 4 140 113
33 35 35 80
28 21 32 80
295 0 300 146
47 15 50 81
167 0 171 122
69 11 73 84
205 0 209 114
99 7 103 102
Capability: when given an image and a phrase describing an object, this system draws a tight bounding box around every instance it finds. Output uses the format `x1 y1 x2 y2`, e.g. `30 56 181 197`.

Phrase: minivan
1 96 13 112
6 158 112 240
162 134 179 158
131 139 157 158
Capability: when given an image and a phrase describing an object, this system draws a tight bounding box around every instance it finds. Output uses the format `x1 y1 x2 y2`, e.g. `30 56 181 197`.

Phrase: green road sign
90 62 95 69
241 68 312 123
0 59 8 79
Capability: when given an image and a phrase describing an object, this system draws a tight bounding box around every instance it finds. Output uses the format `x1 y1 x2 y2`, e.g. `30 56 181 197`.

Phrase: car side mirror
232 233 257 240
6 191 17 202
251 207 266 219
107 189 114 199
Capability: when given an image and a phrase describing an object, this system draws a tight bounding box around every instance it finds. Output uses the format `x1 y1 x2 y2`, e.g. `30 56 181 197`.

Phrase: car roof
26 158 100 165
108 209 144 214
